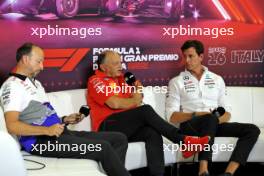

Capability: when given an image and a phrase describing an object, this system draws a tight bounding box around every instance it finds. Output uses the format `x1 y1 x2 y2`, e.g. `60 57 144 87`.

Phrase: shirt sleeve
165 78 181 121
88 78 115 106
0 81 24 113
217 77 232 113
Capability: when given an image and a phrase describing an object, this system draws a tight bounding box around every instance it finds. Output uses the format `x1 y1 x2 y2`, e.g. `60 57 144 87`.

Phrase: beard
31 70 40 78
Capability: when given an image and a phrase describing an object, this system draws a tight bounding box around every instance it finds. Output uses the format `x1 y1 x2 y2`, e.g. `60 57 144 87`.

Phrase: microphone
62 105 90 126
124 72 136 85
212 107 225 118
79 105 90 117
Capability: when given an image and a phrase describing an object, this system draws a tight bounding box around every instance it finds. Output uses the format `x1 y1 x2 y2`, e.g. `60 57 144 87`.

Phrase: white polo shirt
0 73 61 152
0 74 48 115
165 66 231 125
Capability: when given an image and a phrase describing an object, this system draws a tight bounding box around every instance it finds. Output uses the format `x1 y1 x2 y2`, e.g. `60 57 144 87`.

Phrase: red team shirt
87 70 133 131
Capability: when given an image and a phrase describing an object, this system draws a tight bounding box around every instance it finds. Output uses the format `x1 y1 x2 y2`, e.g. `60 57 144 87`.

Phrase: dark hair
16 43 35 62
181 40 204 55
97 50 120 71
97 52 106 71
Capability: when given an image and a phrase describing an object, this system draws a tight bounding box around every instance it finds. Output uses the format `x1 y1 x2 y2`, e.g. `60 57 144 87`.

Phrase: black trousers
99 105 185 176
30 128 131 176
180 114 260 165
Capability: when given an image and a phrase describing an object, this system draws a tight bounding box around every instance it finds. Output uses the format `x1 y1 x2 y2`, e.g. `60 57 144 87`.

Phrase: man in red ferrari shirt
87 50 210 176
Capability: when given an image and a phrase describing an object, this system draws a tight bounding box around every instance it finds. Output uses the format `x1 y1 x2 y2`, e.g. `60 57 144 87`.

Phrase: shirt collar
9 73 27 81
184 65 209 76
95 70 124 79
95 70 126 86
95 70 108 77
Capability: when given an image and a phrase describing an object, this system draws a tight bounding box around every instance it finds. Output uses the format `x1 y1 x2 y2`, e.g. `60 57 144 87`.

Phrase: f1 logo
44 48 90 72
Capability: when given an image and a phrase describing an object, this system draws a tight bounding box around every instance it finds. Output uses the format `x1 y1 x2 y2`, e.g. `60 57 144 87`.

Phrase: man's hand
132 80 143 105
46 124 65 137
63 113 85 124
134 80 143 88
105 80 144 109
132 93 143 105
170 111 212 124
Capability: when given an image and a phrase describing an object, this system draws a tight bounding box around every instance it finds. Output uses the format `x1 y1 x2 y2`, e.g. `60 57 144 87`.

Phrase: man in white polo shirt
166 40 260 176
0 43 131 176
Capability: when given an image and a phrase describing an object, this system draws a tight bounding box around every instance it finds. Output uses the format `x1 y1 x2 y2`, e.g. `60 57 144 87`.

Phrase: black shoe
199 172 210 176
218 173 233 176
